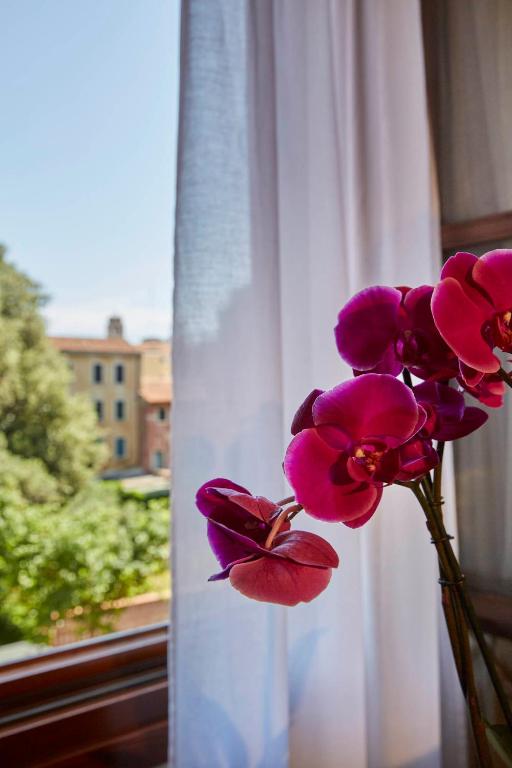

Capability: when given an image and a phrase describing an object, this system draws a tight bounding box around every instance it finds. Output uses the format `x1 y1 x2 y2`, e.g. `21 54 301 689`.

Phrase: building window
115 437 126 459
95 400 104 422
158 407 166 421
93 363 103 383
115 400 125 420
115 363 124 383
153 450 164 469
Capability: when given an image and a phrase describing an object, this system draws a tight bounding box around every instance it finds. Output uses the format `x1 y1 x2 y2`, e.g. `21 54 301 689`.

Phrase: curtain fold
172 2 454 765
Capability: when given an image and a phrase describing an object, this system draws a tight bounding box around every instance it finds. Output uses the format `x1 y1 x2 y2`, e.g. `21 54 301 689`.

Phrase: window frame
441 211 512 253
157 407 166 422
92 363 103 384
115 436 126 458
115 399 125 421
0 622 168 766
153 450 164 470
95 399 104 422
115 363 125 384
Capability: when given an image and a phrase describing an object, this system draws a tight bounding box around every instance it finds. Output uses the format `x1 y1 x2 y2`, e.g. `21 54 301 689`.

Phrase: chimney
107 316 124 339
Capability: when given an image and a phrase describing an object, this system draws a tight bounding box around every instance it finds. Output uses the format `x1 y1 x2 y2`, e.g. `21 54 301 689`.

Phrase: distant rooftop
50 316 171 361
51 336 139 355
139 381 172 404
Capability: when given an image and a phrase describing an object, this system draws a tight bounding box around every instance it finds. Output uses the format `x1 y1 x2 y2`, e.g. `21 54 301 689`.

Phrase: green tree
0 481 169 642
0 248 169 646
0 246 106 495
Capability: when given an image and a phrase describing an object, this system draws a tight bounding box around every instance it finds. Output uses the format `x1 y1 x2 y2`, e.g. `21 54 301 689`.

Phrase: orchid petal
473 249 512 311
342 495 381 528
270 530 339 568
207 519 263 569
396 439 438 482
335 286 402 370
441 251 478 281
313 374 419 447
432 277 499 372
229 557 333 606
433 406 487 441
459 362 485 387
414 381 465 424
291 389 324 435
208 554 257 581
284 429 382 522
211 488 278 523
196 477 250 518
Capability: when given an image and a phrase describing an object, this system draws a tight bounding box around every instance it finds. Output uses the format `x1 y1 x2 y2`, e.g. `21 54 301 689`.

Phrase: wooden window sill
0 622 168 767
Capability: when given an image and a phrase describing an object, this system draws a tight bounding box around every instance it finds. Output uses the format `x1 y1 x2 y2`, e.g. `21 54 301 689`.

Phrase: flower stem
276 494 295 507
410 481 493 765
286 504 303 521
409 456 512 767
264 508 290 549
498 367 512 388
417 478 512 732
402 368 413 388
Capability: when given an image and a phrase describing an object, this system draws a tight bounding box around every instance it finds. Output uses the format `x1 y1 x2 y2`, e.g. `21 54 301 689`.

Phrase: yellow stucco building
51 318 142 473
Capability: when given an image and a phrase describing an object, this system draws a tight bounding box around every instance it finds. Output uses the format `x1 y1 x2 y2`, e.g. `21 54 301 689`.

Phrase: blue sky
0 0 179 342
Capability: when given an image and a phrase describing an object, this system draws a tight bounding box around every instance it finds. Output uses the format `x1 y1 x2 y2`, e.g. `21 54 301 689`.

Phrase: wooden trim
0 623 168 767
441 210 512 252
421 0 442 174
470 591 512 641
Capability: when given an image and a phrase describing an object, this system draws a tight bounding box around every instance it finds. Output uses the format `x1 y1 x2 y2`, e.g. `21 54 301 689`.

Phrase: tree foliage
0 248 169 645
0 481 169 643
0 245 106 495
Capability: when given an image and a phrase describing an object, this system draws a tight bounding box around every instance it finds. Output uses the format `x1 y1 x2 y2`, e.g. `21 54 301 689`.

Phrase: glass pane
0 1 179 664
427 1 512 221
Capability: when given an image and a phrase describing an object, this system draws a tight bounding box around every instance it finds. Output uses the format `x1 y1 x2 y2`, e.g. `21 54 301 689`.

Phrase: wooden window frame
441 211 512 253
0 622 168 767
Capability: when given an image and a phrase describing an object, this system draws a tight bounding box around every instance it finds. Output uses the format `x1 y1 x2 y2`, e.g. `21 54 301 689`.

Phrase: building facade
51 319 171 475
138 340 171 474
139 383 171 473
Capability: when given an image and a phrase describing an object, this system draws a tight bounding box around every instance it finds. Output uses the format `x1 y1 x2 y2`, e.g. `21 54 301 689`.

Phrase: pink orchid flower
284 374 433 527
335 285 458 381
432 250 512 378
413 381 488 441
196 479 339 606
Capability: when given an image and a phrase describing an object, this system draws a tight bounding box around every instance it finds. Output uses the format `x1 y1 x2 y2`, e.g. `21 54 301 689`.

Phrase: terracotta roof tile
50 337 140 355
139 382 172 404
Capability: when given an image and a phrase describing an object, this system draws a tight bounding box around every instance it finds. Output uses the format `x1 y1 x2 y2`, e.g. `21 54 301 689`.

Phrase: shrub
0 481 169 643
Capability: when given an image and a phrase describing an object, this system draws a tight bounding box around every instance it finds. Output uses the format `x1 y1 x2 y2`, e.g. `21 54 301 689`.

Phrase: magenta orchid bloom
432 250 512 379
284 374 431 527
196 478 339 606
335 285 458 381
413 381 488 441
459 372 504 409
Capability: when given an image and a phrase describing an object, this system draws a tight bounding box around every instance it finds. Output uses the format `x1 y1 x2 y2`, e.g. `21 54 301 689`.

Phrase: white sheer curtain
172 2 457 766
